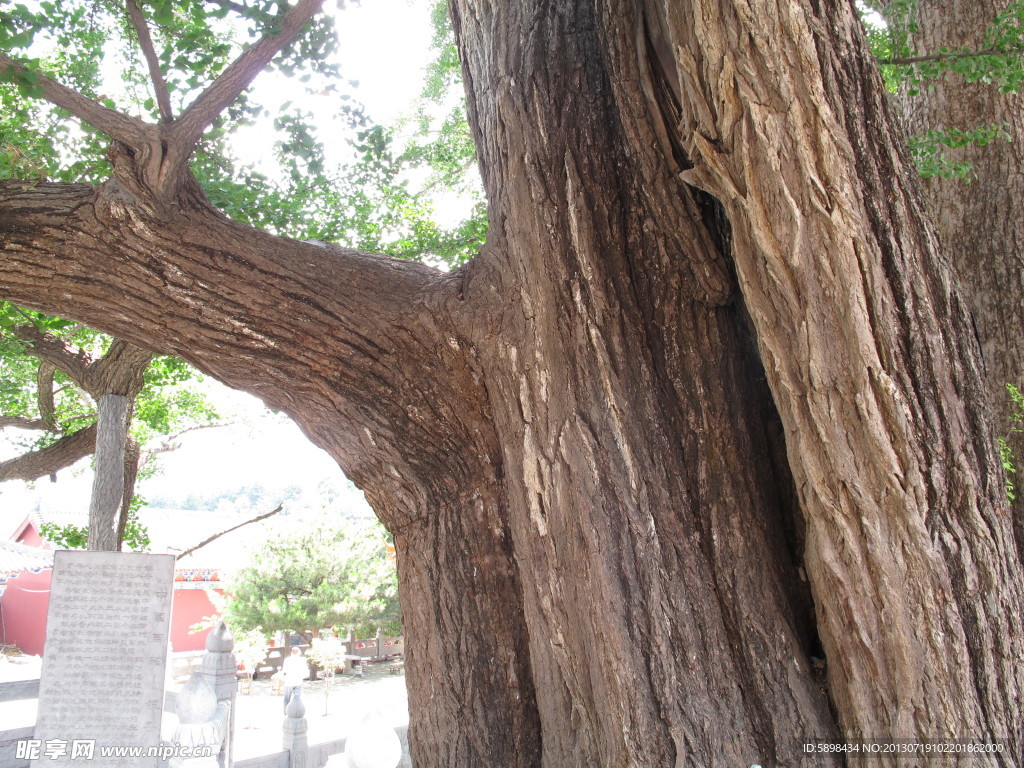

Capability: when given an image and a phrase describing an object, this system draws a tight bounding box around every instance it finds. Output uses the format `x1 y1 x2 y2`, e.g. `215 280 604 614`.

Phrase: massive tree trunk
1 1 1022 766
894 0 1024 556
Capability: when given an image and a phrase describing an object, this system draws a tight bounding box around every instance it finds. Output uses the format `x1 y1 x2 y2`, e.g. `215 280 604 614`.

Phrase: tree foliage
0 303 218 454
222 520 400 641
1 0 482 267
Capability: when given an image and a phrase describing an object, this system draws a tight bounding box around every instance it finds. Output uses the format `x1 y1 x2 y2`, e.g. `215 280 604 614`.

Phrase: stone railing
1 624 411 768
0 677 38 767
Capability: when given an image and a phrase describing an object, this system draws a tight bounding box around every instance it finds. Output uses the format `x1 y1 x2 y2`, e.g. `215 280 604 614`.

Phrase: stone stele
32 550 175 767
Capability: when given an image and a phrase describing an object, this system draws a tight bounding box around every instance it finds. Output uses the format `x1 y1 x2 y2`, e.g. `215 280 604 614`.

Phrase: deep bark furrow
644 0 1024 760
454 2 840 764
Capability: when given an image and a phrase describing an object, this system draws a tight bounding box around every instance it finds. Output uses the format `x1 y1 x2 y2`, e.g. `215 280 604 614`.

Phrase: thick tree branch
0 51 149 147
175 505 283 560
126 0 174 123
0 423 96 481
0 179 477 506
170 0 325 151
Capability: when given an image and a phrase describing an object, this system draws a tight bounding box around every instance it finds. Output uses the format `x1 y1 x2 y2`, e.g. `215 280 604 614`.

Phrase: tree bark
0 423 97 481
894 0 1024 557
87 393 130 551
1 0 1022 766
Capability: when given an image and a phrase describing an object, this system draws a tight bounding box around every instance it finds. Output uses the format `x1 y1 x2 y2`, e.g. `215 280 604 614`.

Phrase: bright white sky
333 0 436 123
1 0 448 535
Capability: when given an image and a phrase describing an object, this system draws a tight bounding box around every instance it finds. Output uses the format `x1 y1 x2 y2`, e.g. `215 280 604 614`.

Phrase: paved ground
1 655 409 766
229 662 409 762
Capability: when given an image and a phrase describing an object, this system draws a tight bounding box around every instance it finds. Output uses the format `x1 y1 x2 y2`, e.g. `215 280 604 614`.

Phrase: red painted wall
0 569 52 656
169 589 223 652
5 520 224 654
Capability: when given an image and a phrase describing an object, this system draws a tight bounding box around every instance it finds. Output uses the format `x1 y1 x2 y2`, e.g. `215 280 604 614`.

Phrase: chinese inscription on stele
32 550 175 767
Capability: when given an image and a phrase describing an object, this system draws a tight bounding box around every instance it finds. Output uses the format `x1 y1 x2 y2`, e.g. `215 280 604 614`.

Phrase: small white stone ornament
344 710 402 768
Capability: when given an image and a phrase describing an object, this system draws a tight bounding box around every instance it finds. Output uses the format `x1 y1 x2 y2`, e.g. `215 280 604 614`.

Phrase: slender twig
138 421 232 473
175 505 284 559
170 0 325 150
204 0 258 16
881 46 1024 66
126 0 174 122
0 51 148 146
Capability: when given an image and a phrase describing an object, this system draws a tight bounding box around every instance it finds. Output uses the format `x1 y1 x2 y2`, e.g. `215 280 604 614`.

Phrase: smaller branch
0 415 50 430
13 325 95 393
176 505 284 560
0 51 148 146
882 46 1024 66
170 0 325 150
36 361 57 430
126 0 174 123
0 423 97 481
204 0 259 16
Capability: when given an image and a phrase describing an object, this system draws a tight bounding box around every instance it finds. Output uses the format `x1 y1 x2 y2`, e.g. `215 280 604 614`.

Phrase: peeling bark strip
632 0 1024 754
1 0 1022 766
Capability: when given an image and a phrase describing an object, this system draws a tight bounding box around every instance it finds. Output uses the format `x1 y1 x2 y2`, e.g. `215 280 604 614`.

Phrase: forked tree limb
0 0 324 188
13 325 153 398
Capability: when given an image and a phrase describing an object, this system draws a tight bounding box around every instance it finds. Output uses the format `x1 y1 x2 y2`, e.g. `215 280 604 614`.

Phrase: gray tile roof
0 539 53 576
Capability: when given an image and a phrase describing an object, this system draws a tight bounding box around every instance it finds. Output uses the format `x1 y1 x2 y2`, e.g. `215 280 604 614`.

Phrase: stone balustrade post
201 623 238 767
170 672 229 768
282 689 309 768
343 627 357 675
